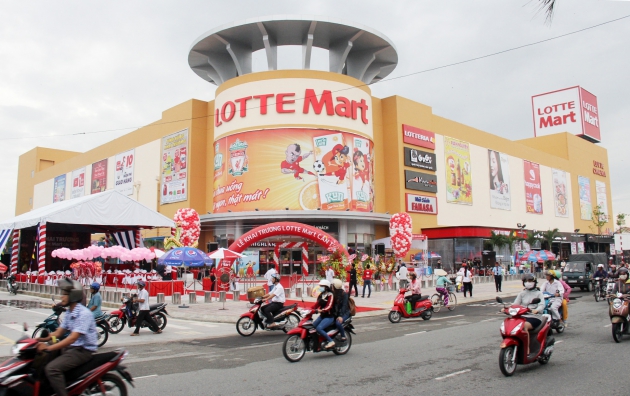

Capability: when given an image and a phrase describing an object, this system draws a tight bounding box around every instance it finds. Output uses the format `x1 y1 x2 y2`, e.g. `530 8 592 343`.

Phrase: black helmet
58 278 84 304
521 273 537 285
618 268 629 276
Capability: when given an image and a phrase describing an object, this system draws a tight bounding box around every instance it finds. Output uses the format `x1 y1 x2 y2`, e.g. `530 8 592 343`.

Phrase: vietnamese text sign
404 148 436 171
595 180 608 220
161 129 189 205
578 176 592 220
406 193 437 215
404 170 437 193
402 124 435 150
524 160 542 214
71 167 85 199
488 150 510 210
53 175 66 203
91 159 108 194
444 137 472 205
115 149 135 196
551 169 569 217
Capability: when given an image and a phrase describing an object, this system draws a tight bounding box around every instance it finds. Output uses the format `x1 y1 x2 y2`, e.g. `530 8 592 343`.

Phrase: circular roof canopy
188 15 398 86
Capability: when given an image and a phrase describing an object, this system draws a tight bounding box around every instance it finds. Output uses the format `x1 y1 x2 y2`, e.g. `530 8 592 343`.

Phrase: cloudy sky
1 0 628 223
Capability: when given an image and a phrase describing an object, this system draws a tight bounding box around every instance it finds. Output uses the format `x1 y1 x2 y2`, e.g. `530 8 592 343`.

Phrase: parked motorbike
609 292 630 343
236 298 301 336
496 296 555 377
6 275 18 295
0 326 133 395
593 277 607 302
31 299 110 348
388 288 433 323
108 296 168 334
542 293 565 334
282 309 355 363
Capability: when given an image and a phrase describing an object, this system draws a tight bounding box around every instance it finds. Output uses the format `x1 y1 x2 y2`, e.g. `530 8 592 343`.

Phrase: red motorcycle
282 309 355 363
388 288 433 323
0 328 134 395
496 296 555 376
236 298 301 336
107 296 168 334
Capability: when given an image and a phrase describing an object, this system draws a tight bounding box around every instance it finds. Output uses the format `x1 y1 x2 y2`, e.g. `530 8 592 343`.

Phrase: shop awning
0 190 175 231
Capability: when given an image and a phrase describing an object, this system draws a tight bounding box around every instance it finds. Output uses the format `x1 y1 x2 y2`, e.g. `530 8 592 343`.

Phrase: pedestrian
397 263 408 289
325 264 335 283
349 263 358 297
264 266 277 293
362 264 373 298
130 281 161 336
87 282 102 319
458 263 473 298
493 262 503 292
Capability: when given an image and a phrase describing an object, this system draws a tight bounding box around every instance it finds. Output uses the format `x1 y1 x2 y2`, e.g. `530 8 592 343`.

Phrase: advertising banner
161 129 188 205
551 169 569 217
213 128 374 213
53 175 66 203
406 193 437 215
444 137 472 205
524 160 543 214
578 242 585 254
405 170 437 193
71 168 85 199
91 159 108 194
115 149 135 196
488 150 510 210
402 124 435 150
404 148 436 171
595 180 608 219
571 242 577 255
578 176 592 220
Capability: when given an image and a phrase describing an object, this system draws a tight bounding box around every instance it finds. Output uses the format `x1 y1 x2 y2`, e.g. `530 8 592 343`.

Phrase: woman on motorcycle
513 274 545 355
554 270 570 322
312 279 336 349
331 279 350 341
612 267 630 294
404 271 422 310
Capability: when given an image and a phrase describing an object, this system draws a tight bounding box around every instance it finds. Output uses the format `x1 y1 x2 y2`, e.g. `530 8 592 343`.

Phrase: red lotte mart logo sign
402 124 435 150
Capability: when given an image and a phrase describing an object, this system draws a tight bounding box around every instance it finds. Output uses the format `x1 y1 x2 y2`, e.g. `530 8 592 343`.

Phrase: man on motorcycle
541 270 565 324
404 271 422 312
88 282 103 319
612 267 630 294
608 264 618 279
331 279 350 341
592 264 608 280
513 274 545 355
312 280 336 349
131 281 161 336
36 278 98 396
261 273 285 328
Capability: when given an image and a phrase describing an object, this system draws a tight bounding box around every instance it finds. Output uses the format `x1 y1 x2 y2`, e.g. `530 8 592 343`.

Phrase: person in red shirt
362 264 373 298
280 143 315 181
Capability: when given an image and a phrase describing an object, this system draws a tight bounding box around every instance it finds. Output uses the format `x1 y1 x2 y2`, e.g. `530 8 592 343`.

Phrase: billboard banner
115 149 135 196
213 128 374 213
524 160 543 214
405 170 437 193
406 193 437 215
578 176 592 220
488 150 511 210
161 129 188 205
91 159 108 194
71 167 86 199
402 124 435 150
53 175 66 203
404 147 436 171
444 137 472 205
551 169 569 217
595 180 608 219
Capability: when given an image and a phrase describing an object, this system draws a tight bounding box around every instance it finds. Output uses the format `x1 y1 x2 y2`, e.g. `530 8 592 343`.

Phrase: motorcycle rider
88 282 103 319
554 270 571 323
608 264 618 279
405 271 423 312
312 280 335 349
7 273 17 293
593 264 608 280
541 270 565 325
261 273 285 328
331 279 350 341
435 272 452 307
513 274 545 355
36 278 98 396
612 267 630 294
131 281 161 336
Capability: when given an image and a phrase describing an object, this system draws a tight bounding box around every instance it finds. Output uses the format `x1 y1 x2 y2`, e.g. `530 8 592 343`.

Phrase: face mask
524 282 535 289
620 275 628 281
318 287 325 293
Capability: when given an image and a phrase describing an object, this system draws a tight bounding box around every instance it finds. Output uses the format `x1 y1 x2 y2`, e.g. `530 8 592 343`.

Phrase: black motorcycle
108 296 168 334
6 275 18 295
594 277 607 302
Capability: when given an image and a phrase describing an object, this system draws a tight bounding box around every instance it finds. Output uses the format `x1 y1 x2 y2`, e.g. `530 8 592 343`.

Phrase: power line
2 13 628 142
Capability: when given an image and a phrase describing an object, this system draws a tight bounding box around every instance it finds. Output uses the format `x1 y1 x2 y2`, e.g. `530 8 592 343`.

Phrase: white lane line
555 340 563 344
405 331 427 336
166 324 193 330
435 369 471 381
144 349 171 354
604 324 612 328
135 375 158 380
479 318 498 323
236 342 283 350
125 352 209 364
430 314 464 321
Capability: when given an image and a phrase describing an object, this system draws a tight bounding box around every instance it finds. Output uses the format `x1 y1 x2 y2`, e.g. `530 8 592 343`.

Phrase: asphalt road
1 291 621 395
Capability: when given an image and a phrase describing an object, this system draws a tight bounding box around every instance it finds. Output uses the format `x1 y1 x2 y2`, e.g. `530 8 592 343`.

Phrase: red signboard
579 87 601 142
402 124 435 150
524 160 543 214
91 159 108 194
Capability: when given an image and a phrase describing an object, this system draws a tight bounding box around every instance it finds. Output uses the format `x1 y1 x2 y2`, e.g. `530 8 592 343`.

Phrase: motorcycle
609 292 630 343
107 296 168 334
496 296 555 377
282 309 355 363
6 275 18 295
236 298 301 336
31 299 110 348
542 293 565 334
593 277 607 302
0 325 134 396
388 288 433 323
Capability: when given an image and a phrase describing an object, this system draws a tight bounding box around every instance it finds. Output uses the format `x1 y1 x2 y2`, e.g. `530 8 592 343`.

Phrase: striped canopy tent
0 190 175 275
518 250 556 263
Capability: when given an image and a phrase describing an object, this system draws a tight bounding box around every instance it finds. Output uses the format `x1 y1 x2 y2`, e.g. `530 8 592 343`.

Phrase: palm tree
489 231 508 254
540 228 560 251
525 231 541 250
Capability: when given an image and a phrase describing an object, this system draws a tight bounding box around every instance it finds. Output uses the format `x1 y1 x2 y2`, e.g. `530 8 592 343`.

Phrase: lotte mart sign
531 86 601 142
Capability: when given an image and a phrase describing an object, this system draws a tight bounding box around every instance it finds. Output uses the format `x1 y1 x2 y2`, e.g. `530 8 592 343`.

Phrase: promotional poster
578 176 592 220
524 160 543 214
551 168 569 218
488 150 511 210
212 128 374 213
91 159 108 194
52 175 66 203
71 167 85 199
595 180 608 219
161 129 188 205
115 149 135 196
444 137 472 205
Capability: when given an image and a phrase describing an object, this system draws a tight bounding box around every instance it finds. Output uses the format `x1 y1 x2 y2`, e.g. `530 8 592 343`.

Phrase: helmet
553 270 562 279
90 282 100 292
318 279 331 288
598 264 604 268
271 273 281 282
58 278 84 304
545 270 557 279
521 273 537 287
332 279 343 290
618 268 629 276
137 280 146 288
461 263 467 267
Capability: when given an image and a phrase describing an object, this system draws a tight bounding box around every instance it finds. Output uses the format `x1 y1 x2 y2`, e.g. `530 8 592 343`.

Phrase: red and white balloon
173 208 201 247
389 213 413 258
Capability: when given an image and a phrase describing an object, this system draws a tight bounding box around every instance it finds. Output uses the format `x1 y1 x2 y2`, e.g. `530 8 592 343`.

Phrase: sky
1 0 629 223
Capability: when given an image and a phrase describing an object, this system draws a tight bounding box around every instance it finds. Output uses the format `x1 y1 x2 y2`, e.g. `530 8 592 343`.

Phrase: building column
234 220 243 240
339 220 348 247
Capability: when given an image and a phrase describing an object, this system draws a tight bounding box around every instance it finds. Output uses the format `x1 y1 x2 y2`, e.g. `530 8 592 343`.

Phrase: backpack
348 297 357 316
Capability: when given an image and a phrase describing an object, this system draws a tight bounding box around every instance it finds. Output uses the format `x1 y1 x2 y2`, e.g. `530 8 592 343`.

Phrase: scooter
6 275 18 295
593 277 607 302
0 325 134 395
282 309 355 363
496 296 555 377
609 292 630 343
107 296 168 334
236 297 301 336
542 293 565 333
388 288 433 323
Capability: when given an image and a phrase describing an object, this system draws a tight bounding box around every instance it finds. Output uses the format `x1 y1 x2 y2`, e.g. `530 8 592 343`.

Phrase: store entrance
279 249 304 275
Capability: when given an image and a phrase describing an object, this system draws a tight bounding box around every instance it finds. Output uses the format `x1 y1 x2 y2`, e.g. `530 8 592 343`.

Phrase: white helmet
318 279 331 288
332 279 343 290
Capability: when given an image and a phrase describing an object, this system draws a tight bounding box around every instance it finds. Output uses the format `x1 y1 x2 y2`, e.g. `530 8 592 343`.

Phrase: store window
454 238 484 265
347 233 374 256
428 239 454 270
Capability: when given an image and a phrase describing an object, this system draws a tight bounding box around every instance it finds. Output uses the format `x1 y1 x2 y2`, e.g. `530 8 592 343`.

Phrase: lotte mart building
15 17 615 272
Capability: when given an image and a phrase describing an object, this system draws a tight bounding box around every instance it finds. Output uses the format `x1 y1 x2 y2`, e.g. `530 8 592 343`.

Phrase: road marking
435 369 472 381
604 324 612 328
236 342 283 350
479 318 498 323
3 324 28 332
135 375 158 379
430 314 464 321
125 352 209 364
404 331 427 336
167 324 193 330
144 349 171 354
176 331 204 336
555 340 563 344
0 334 14 345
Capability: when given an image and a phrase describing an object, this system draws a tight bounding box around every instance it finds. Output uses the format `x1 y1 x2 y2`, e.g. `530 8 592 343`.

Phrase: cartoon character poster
578 176 592 220
53 174 66 203
238 251 260 278
160 129 188 205
444 137 472 205
351 137 373 211
552 169 569 218
313 132 350 210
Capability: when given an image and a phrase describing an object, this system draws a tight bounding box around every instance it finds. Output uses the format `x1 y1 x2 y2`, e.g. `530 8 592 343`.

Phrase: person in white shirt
264 267 278 293
131 281 161 336
541 270 565 322
325 265 335 283
457 263 473 297
493 262 503 292
261 274 285 328
397 264 408 289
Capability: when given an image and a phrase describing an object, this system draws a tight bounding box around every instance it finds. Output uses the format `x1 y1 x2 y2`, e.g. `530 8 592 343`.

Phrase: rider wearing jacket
541 270 564 323
331 279 350 341
513 274 545 355
405 272 423 310
592 264 608 280
312 280 336 349
88 282 103 319
612 268 630 294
